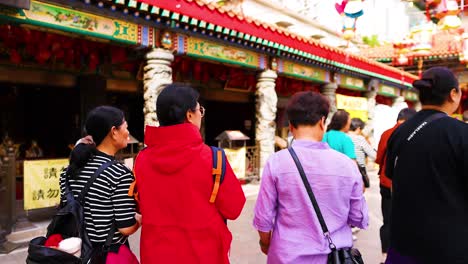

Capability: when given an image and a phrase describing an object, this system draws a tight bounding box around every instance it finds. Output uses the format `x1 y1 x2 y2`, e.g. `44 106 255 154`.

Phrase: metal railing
0 154 19 253
245 146 260 182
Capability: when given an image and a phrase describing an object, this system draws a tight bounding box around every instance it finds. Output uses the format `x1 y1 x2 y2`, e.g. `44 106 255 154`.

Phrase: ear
288 122 294 133
449 88 459 102
320 116 327 131
186 110 194 124
110 126 118 140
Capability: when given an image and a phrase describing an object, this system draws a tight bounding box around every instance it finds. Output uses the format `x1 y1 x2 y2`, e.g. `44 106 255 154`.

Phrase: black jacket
386 109 468 264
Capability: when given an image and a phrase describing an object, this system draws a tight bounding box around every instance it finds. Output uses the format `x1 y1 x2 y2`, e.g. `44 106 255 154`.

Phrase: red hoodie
376 123 400 189
134 123 246 264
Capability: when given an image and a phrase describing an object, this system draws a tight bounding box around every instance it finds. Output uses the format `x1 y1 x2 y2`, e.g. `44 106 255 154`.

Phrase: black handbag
357 165 370 188
288 147 364 264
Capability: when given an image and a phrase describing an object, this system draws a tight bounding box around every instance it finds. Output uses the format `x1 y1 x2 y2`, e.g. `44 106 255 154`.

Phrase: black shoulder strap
288 147 336 250
103 224 117 251
78 159 116 205
405 112 446 142
393 112 447 170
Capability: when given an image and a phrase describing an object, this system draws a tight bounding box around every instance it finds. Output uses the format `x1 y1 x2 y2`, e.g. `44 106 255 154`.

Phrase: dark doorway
0 83 80 159
203 100 255 147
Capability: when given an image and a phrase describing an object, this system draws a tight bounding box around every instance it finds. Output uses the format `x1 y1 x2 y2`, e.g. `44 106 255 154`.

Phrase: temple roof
360 31 462 61
137 0 418 86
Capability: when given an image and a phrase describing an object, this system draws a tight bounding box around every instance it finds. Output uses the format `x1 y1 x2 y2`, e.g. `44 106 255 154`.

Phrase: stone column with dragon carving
255 70 278 178
320 82 338 123
363 80 378 138
143 48 174 127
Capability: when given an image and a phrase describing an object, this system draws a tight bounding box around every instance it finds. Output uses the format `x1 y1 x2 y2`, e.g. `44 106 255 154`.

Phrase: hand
75 135 94 146
259 240 269 255
135 213 142 225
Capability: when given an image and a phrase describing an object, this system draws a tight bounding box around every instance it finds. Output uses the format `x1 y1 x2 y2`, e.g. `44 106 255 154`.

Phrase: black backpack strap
209 146 226 203
63 176 75 205
102 223 117 252
78 159 116 205
288 147 336 250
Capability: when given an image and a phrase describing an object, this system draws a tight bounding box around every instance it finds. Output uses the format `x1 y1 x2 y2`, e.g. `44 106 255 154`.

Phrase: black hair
327 109 350 131
286 91 330 128
67 106 125 178
397 108 417 122
413 67 459 106
350 118 365 131
157 83 200 126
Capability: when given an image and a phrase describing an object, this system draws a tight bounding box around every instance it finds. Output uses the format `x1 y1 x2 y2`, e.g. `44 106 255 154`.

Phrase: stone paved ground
1 169 383 263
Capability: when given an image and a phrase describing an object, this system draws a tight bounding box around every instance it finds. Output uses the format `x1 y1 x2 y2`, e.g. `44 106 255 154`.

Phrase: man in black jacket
385 67 468 264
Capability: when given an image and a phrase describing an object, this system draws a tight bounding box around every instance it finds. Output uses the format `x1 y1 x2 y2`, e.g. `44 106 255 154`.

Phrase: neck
421 104 451 115
96 141 118 156
293 126 323 142
348 130 358 135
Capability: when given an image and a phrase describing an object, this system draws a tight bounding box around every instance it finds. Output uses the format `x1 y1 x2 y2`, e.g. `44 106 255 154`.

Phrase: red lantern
9 49 21 64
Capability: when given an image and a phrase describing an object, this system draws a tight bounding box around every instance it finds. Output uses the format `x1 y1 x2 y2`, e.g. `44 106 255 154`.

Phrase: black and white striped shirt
59 152 136 245
348 134 376 167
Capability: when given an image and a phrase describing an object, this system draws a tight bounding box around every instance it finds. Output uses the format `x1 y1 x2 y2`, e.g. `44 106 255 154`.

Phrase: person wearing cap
384 67 468 264
375 108 416 264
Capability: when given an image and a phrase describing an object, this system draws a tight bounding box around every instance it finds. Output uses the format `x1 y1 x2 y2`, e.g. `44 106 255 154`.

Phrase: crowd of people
51 66 467 264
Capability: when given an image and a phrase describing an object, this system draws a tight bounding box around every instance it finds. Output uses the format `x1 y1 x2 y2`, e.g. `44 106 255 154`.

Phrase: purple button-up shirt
253 140 369 264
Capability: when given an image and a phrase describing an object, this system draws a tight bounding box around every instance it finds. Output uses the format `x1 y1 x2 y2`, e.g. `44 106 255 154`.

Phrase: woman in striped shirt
348 118 376 188
60 106 140 262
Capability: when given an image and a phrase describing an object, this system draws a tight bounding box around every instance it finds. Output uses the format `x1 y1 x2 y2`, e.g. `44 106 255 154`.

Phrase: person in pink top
253 91 369 263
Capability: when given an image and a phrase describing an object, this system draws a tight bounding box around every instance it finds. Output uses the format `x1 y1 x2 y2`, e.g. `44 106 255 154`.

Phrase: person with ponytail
384 67 468 264
59 106 140 262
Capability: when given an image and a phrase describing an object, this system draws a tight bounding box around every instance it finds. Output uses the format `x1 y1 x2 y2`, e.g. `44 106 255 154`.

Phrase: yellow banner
224 148 246 179
24 159 68 210
336 94 368 121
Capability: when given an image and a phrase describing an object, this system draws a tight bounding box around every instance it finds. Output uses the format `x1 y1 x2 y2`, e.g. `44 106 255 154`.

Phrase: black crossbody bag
288 147 364 264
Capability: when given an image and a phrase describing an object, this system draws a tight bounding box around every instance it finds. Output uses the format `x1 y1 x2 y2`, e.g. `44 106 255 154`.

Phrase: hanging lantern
335 0 364 41
342 16 356 40
344 0 364 18
393 39 413 66
436 0 461 30
410 23 434 55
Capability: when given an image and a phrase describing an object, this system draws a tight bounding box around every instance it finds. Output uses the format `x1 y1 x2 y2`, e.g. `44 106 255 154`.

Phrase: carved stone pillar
363 90 377 137
414 101 422 111
255 70 278 178
143 48 174 127
321 82 338 123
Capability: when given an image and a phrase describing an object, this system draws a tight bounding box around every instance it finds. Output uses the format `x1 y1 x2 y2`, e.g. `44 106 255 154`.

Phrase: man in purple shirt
253 91 369 263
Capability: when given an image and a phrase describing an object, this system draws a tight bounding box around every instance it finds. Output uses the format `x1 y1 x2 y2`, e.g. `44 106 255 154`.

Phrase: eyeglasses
197 106 205 117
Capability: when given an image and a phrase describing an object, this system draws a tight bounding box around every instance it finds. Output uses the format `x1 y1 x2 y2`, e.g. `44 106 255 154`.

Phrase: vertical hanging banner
24 159 68 210
224 148 246 179
336 93 368 121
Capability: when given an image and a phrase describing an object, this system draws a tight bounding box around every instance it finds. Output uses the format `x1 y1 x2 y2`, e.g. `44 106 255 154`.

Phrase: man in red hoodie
375 107 416 264
134 83 246 264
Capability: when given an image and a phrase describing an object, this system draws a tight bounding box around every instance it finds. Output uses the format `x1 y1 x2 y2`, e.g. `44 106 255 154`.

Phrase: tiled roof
138 0 418 85
360 31 462 60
